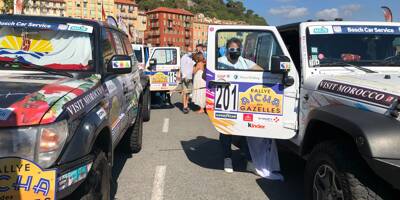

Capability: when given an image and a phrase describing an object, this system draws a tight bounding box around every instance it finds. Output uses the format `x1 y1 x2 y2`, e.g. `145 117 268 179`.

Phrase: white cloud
341 4 361 16
315 8 339 19
269 6 309 19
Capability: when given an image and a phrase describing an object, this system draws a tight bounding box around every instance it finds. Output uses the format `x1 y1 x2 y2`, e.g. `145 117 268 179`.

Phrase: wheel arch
300 105 400 159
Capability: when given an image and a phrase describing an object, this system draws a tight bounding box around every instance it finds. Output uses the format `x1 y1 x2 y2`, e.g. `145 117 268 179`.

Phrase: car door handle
303 94 309 101
208 81 231 88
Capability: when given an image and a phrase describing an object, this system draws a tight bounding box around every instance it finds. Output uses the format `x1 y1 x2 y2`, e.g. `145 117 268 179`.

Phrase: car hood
315 73 400 107
0 71 101 127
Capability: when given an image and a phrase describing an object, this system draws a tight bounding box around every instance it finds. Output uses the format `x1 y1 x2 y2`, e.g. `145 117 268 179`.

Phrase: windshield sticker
309 59 320 67
0 157 56 200
66 23 93 33
238 84 283 115
311 47 318 54
309 26 334 35
335 26 400 34
0 20 93 34
318 80 398 107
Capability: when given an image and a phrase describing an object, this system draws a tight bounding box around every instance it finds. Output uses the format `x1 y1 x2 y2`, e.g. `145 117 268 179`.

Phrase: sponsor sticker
67 23 93 33
96 107 107 120
105 80 118 95
243 113 253 122
309 26 334 35
0 157 56 200
311 47 318 54
0 108 13 120
64 86 105 118
247 123 265 129
215 112 237 119
280 62 290 70
112 60 131 69
58 162 92 191
239 84 283 115
318 80 399 107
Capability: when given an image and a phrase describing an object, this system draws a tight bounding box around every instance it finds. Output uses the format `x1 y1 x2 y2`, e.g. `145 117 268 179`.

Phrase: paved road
112 95 306 200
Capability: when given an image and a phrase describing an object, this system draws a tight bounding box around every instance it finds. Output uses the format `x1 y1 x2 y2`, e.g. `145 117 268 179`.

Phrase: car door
102 28 134 144
145 47 181 91
206 25 299 139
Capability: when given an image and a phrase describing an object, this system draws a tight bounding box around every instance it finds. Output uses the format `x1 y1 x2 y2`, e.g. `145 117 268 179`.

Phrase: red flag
101 2 106 21
381 6 393 22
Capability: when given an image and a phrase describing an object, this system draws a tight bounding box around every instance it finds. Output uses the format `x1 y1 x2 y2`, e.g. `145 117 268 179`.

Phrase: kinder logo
243 114 253 122
247 123 265 129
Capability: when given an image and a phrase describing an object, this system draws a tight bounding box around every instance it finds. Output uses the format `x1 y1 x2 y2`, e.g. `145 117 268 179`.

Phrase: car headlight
0 120 68 168
38 120 69 168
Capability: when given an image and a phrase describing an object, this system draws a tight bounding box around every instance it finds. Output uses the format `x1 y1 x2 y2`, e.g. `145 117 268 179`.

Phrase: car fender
58 105 111 164
304 105 400 159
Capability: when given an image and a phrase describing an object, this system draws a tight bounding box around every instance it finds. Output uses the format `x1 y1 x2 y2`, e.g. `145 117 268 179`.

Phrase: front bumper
56 154 94 199
366 157 400 190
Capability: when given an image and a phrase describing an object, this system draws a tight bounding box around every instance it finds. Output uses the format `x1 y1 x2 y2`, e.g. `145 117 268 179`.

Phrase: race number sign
146 71 178 91
0 157 56 200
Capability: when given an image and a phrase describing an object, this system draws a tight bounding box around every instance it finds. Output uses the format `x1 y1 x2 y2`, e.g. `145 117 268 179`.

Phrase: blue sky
240 0 400 25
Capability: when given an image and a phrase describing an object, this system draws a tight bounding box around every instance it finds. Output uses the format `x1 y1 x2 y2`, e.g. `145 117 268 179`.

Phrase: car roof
278 21 400 32
0 14 126 34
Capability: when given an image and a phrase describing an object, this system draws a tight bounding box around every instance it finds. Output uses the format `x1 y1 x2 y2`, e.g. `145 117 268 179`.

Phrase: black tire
123 112 143 154
142 86 151 122
74 151 111 200
305 141 386 200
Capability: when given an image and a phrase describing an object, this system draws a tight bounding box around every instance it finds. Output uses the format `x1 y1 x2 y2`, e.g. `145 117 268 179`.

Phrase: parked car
0 15 146 199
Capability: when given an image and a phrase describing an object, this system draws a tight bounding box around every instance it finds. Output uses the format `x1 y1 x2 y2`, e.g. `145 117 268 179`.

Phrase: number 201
215 85 238 111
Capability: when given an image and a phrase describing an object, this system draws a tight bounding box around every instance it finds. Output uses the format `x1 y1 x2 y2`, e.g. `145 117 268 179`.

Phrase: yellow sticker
0 157 56 200
239 85 283 114
150 72 168 84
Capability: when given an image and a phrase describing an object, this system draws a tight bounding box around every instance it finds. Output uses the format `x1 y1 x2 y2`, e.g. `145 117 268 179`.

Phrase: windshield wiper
314 58 377 73
1 58 73 78
374 55 400 66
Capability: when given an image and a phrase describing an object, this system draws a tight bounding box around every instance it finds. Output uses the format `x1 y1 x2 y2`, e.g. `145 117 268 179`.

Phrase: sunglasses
228 48 241 52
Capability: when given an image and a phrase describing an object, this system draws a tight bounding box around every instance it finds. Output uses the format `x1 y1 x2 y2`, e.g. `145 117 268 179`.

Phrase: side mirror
270 55 291 74
107 55 132 74
148 58 157 71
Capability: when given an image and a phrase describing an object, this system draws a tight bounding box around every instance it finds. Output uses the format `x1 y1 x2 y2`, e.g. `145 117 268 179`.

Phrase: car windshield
0 20 94 71
306 25 400 67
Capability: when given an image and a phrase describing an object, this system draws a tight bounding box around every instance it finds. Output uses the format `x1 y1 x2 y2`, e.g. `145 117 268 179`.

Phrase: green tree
1 0 29 14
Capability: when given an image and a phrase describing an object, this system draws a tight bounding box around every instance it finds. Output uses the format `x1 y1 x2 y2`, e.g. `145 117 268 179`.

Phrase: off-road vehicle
0 15 148 199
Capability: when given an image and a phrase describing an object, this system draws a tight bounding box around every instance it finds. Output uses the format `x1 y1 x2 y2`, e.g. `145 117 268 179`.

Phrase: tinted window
111 30 125 55
102 28 116 66
134 47 143 63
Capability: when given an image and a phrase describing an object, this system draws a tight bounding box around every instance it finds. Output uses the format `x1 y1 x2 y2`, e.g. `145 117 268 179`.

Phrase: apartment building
115 0 138 34
23 0 66 16
145 7 194 52
65 0 114 20
192 13 246 50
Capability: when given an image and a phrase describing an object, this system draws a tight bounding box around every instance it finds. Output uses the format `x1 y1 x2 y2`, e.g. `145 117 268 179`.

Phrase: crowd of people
178 39 283 181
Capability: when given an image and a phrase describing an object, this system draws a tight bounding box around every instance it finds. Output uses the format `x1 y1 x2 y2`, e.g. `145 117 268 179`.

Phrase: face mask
228 48 241 61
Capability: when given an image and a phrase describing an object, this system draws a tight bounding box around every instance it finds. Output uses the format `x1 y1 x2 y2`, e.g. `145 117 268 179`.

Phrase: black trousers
219 133 251 161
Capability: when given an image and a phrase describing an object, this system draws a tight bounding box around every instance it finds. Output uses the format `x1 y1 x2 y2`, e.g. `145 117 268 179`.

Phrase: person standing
192 52 206 113
179 52 195 114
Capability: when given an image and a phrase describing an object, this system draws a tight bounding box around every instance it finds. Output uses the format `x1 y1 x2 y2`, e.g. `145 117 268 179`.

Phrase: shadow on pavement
256 148 305 200
181 136 252 173
181 136 306 200
174 102 201 113
111 147 132 199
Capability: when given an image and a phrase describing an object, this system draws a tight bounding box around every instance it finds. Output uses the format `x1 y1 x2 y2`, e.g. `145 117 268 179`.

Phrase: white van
145 47 181 91
132 44 149 70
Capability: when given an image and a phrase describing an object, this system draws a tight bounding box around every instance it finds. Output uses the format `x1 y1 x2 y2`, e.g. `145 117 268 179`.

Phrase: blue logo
313 27 329 34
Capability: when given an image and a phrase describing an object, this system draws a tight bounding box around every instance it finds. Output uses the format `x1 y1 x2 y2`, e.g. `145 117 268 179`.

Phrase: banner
381 6 393 22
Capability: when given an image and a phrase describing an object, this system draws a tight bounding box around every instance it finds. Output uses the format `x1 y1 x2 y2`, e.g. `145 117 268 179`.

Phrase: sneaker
224 158 233 173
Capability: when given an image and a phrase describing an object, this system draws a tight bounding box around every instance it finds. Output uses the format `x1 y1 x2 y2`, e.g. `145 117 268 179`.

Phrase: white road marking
162 118 169 133
151 165 167 200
